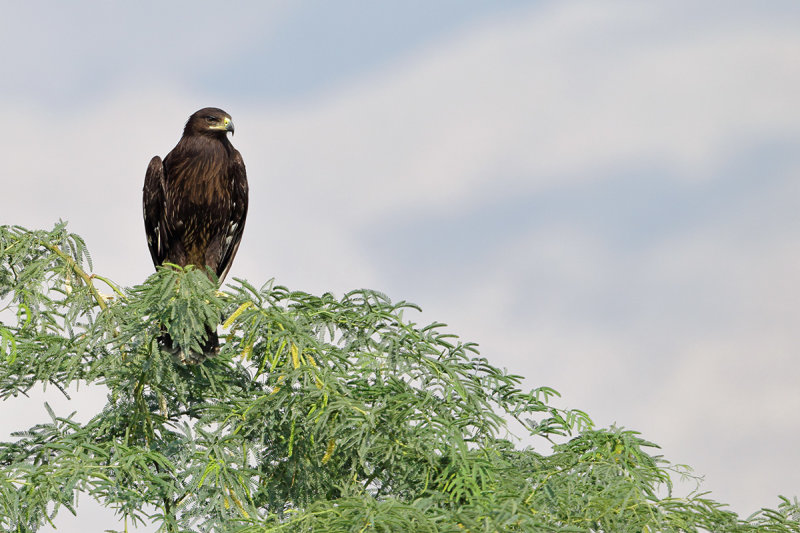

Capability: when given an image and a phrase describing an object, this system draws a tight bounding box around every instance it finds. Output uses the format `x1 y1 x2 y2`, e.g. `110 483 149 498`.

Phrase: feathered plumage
143 107 248 362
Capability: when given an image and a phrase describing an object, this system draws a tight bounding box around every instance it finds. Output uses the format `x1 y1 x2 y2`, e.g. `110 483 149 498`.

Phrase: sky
2 1 800 529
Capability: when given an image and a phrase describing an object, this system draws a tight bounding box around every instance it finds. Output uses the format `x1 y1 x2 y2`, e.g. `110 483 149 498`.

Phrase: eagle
143 107 248 362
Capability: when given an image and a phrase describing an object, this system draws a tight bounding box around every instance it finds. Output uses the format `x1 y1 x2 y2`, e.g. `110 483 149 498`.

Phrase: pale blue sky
2 1 800 529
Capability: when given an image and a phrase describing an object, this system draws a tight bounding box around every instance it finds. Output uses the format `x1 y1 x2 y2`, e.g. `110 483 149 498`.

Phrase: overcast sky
2 1 800 530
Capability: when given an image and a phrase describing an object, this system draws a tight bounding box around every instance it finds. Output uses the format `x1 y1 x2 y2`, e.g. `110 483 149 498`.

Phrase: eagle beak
224 117 234 136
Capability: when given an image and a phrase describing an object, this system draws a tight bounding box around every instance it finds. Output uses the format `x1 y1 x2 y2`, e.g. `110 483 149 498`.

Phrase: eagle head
184 107 234 137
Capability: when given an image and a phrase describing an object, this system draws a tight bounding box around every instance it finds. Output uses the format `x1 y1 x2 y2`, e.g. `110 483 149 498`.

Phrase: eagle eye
206 116 217 123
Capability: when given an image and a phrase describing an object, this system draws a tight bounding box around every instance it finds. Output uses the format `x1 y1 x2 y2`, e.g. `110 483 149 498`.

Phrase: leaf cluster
0 224 798 532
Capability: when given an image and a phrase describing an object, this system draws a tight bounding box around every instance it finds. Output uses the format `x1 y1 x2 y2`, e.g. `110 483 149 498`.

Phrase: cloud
242 0 800 227
0 2 293 110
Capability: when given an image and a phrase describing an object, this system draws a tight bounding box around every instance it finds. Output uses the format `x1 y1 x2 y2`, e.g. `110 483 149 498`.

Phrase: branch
41 241 107 311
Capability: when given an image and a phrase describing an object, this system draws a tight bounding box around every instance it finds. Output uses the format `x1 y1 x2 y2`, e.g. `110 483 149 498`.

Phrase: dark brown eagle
143 107 248 361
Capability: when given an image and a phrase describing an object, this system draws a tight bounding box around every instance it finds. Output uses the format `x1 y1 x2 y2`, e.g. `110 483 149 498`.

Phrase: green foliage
0 223 798 532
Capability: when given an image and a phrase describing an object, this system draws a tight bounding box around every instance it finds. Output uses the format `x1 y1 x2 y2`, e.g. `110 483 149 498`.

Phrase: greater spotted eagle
143 107 248 362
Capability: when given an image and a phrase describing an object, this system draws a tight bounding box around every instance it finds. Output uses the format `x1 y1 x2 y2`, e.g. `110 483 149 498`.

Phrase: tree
0 223 798 532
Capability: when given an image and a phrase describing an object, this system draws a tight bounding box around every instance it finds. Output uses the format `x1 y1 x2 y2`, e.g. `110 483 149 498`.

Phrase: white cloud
238 0 800 242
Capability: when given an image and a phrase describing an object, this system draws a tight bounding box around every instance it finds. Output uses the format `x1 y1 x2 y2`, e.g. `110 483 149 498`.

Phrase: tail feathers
158 326 219 364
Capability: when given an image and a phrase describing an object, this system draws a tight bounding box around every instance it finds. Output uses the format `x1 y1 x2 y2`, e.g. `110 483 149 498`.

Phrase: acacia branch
41 241 107 311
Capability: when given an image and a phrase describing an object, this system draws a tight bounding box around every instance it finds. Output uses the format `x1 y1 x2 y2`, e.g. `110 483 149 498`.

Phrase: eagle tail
158 326 220 364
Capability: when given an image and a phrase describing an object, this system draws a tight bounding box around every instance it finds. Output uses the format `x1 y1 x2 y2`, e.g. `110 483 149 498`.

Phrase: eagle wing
143 155 169 268
215 149 248 282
